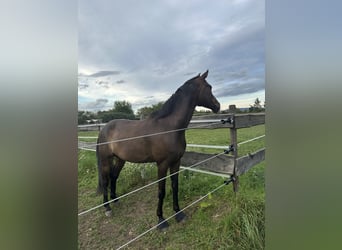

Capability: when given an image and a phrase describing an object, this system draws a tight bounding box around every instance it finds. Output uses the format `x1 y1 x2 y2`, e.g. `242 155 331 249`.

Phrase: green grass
78 125 265 249
186 125 265 156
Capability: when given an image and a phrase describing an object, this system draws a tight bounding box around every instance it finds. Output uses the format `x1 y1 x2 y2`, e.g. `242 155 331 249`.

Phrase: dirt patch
78 184 165 249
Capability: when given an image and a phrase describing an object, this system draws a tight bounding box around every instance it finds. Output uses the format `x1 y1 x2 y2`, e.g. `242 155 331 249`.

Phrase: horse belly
112 139 154 163
150 138 186 163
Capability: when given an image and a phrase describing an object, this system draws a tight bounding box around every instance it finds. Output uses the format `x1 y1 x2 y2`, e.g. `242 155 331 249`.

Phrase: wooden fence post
229 105 239 192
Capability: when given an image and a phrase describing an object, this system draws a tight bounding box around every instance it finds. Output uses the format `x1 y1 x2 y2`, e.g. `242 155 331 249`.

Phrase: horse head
194 70 220 113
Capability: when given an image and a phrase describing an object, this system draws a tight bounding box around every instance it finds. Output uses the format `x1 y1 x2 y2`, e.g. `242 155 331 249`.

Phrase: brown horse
96 70 220 229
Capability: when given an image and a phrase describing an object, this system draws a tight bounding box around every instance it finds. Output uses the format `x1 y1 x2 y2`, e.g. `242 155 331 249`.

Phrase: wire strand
78 151 226 216
77 134 265 216
81 121 223 148
238 134 265 146
78 134 266 150
116 182 227 250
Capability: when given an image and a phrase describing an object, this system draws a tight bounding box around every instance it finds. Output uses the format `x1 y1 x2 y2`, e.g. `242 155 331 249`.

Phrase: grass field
78 125 265 249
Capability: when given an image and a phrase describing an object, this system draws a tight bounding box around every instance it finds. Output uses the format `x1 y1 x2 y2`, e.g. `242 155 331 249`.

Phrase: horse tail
96 138 103 195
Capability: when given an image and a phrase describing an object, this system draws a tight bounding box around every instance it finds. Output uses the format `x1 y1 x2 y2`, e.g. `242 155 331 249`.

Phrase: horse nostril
213 102 220 113
213 99 220 112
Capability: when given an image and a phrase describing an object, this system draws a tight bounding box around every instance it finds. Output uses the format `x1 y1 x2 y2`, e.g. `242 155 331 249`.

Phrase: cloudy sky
78 0 264 112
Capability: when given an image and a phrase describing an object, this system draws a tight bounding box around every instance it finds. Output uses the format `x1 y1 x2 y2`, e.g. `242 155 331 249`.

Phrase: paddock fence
78 112 265 192
181 112 265 191
78 111 265 248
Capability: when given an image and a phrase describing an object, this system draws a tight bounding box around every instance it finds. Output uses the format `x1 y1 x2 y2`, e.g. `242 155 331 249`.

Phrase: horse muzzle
212 99 220 113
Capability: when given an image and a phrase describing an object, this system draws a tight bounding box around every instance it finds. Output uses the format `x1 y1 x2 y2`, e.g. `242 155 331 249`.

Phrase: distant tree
95 100 136 122
249 98 265 113
137 102 164 119
113 100 134 115
78 111 86 124
78 110 97 124
221 107 244 114
97 109 136 122
193 109 215 116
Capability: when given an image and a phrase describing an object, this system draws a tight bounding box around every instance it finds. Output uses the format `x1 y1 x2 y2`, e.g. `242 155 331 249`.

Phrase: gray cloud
227 70 248 78
184 72 198 76
214 79 265 98
212 69 249 84
78 0 264 109
88 71 121 77
85 98 109 109
78 82 89 90
95 80 110 88
79 1 262 69
132 96 161 110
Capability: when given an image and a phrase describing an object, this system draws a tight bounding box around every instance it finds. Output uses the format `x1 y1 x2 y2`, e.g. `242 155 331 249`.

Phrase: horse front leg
156 165 169 230
170 161 187 223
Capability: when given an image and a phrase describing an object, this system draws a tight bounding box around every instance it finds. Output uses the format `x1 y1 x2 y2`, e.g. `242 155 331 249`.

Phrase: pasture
78 125 265 249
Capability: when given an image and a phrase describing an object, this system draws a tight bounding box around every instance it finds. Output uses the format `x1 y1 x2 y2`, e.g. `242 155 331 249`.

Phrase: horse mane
149 74 199 119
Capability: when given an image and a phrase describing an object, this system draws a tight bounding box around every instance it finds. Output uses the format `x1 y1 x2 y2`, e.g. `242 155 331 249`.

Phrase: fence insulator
221 117 234 124
224 176 236 185
224 144 235 154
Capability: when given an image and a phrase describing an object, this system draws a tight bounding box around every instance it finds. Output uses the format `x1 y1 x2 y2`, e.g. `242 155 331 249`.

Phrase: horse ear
200 70 209 79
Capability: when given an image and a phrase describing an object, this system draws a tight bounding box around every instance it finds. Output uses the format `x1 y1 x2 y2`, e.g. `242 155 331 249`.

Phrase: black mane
149 75 199 119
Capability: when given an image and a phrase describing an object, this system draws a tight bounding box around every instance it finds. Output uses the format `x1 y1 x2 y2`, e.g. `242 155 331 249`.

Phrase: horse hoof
175 211 187 223
105 210 112 217
157 219 169 231
113 199 120 205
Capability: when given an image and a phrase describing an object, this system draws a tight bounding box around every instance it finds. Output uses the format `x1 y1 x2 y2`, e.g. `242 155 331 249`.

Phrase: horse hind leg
99 159 112 217
110 157 125 203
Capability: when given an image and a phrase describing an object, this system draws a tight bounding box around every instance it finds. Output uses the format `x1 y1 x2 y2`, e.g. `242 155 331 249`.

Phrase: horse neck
166 90 197 129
